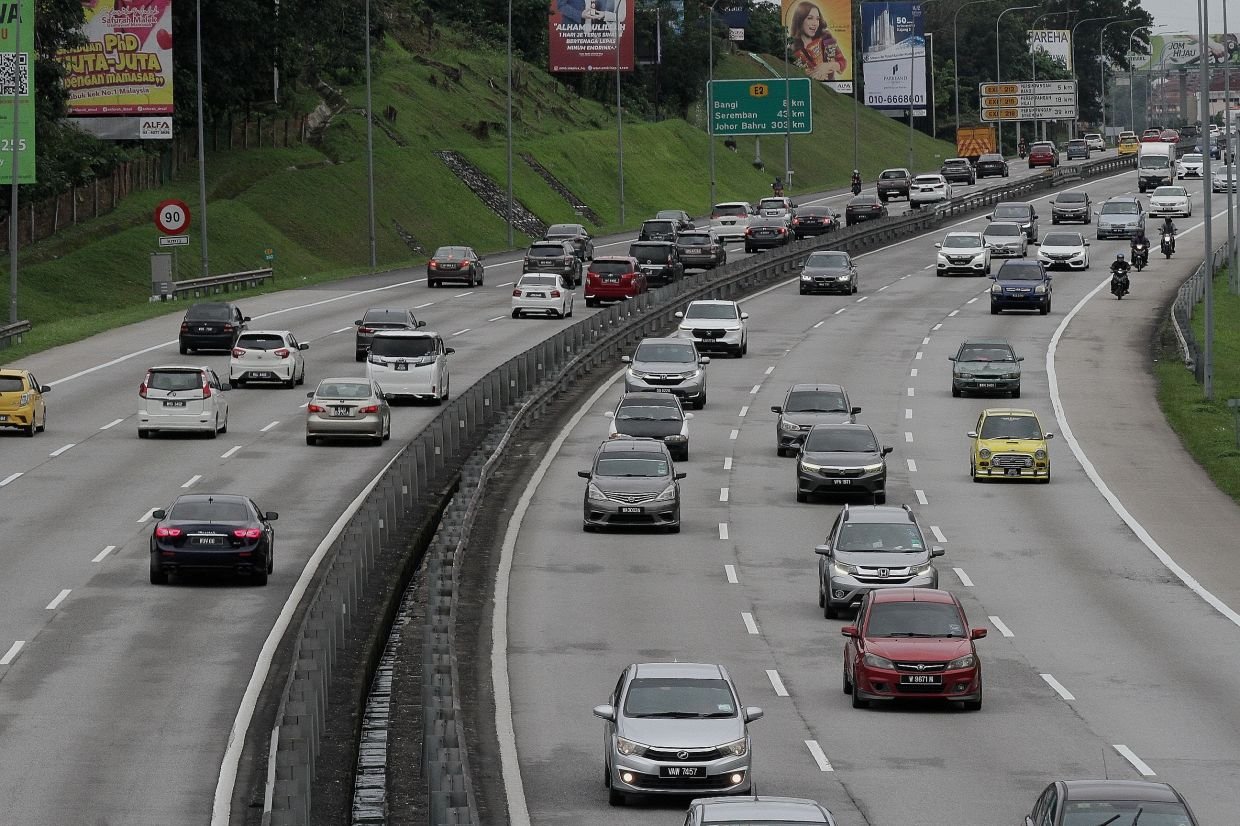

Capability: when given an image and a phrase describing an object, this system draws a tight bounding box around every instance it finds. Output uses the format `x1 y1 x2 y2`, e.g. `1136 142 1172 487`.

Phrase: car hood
835 550 928 567
865 637 973 662
1099 212 1140 223
994 278 1046 288
801 265 851 277
781 411 853 426
681 317 741 329
939 246 985 256
618 716 745 749
801 450 881 468
614 419 683 439
592 475 673 494
631 359 698 375
976 437 1046 452
634 257 674 267
1039 244 1086 255
1053 201 1088 209
984 236 1023 246
1150 196 1187 205
954 360 1019 375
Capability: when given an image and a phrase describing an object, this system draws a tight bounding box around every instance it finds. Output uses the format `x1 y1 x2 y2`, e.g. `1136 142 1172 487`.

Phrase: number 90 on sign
154 198 191 235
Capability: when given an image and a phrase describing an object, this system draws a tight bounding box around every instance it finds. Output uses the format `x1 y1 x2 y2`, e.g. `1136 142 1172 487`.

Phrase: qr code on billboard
0 53 30 97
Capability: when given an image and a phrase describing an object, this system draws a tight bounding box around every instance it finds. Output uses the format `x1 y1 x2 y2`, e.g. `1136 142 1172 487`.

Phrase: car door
605 668 628 757
288 333 306 378
27 372 46 425
821 512 843 585
232 307 246 337
436 337 450 393
470 248 483 278
209 370 229 420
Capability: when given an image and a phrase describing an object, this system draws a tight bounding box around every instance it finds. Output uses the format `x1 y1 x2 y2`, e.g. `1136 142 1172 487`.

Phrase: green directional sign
709 78 812 137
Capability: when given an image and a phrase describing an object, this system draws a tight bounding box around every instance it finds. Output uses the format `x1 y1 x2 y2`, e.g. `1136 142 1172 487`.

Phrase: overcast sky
1143 0 1240 35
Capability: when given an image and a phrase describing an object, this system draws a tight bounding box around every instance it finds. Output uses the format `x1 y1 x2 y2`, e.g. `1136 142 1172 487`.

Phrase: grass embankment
1155 270 1240 502
2 34 955 362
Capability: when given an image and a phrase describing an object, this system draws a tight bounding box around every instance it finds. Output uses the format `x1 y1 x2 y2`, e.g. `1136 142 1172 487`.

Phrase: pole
506 0 514 247
1226 0 1235 297
995 6 1035 157
363 0 377 268
1070 16 1115 140
1098 20 1140 147
195 0 209 277
707 0 718 211
912 1 938 169
1200 0 1214 399
1030 12 1070 152
7 0 20 323
1128 26 1152 135
616 11 625 225
784 37 792 188
928 32 936 138
853 18 860 172
953 0 994 138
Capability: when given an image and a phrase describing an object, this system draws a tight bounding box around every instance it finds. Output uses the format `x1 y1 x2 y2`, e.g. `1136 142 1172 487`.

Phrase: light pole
363 0 377 268
1223 0 1234 297
912 0 939 170
1030 11 1070 143
1199 0 1214 399
506 0 514 247
1099 19 1141 145
706 0 719 210
615 9 625 225
195 0 209 277
1070 16 1115 139
1128 25 1152 133
783 36 792 189
995 4 1036 154
954 0 995 136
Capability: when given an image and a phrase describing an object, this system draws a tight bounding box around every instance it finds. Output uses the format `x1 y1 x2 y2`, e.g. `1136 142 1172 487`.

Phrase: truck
956 126 997 165
1137 141 1175 192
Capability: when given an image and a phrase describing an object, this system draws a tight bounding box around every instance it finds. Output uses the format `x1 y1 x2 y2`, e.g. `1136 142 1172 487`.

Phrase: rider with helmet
1160 215 1177 253
850 169 862 194
772 177 784 197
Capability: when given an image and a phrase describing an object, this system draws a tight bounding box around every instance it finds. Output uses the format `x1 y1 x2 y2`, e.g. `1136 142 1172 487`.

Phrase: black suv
523 240 582 285
876 168 912 202
940 158 977 185
545 223 594 260
1050 190 1092 224
628 241 684 285
814 503 944 618
638 219 679 242
795 423 892 504
354 307 426 361
179 302 249 354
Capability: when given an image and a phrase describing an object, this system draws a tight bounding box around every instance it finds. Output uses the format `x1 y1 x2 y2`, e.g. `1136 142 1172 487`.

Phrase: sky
1143 0 1240 35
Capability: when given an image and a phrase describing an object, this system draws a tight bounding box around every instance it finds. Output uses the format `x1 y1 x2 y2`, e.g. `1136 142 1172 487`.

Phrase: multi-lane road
499 166 1240 824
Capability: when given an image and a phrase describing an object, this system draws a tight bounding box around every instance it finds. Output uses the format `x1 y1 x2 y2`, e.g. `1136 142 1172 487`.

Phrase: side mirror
881 446 893 456
850 406 862 415
971 627 989 640
299 343 310 351
577 470 592 479
674 311 684 319
39 385 51 393
220 383 233 391
931 546 945 557
354 319 362 326
967 431 978 438
265 511 279 521
674 471 687 480
934 242 942 249
151 509 167 520
743 707 764 723
602 411 615 418
770 405 783 414
621 356 632 364
947 355 957 361
699 357 711 365
1045 432 1055 440
306 392 315 398
1084 241 1091 246
242 316 252 322
740 312 749 319
814 544 832 556
1016 356 1025 362
592 704 616 722
1033 241 1041 245
445 347 456 355
840 625 859 637
986 214 994 220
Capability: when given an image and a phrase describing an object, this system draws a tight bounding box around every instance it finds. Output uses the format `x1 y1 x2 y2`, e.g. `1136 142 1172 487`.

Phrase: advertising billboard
1028 29 1071 71
782 0 853 93
1129 34 1201 71
549 0 635 72
719 0 750 42
0 0 36 183
861 2 925 116
56 0 174 139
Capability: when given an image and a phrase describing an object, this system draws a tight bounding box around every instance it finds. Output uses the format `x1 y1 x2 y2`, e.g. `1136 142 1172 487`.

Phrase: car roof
842 504 917 524
370 330 438 339
637 336 694 346
632 662 725 680
914 174 945 180
982 407 1039 417
518 271 565 279
590 256 638 265
642 218 675 224
880 167 910 173
714 201 751 207
0 368 32 377
695 797 833 822
547 223 585 232
944 231 982 237
618 392 681 405
186 301 234 310
943 157 969 163
172 493 249 506
632 240 675 246
147 364 211 372
985 221 1023 230
363 307 410 315
788 383 844 393
687 299 738 306
1059 780 1183 803
994 201 1033 209
959 337 1013 347
238 329 292 337
807 422 874 435
318 376 373 385
869 587 955 604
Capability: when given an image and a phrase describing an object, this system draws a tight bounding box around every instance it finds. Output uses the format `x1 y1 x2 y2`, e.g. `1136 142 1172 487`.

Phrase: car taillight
155 526 182 538
308 403 325 413
358 326 373 334
180 322 188 332
202 381 212 399
359 404 380 414
513 289 522 297
745 228 754 236
139 381 149 398
233 528 263 540
274 348 291 358
429 260 439 269
550 290 561 297
223 323 234 332
231 347 245 358
792 218 801 224
587 272 599 283
622 272 635 281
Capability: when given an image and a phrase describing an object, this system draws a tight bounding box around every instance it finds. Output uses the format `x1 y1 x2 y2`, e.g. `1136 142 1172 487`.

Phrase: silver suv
771 383 859 456
593 662 763 806
622 337 709 409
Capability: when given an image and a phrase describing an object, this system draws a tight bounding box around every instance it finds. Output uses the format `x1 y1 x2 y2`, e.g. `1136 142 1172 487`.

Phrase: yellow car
1117 138 1140 157
0 368 51 436
968 408 1052 482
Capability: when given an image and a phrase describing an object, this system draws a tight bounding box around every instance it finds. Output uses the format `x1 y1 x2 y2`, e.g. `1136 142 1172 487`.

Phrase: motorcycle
1110 264 1131 299
1018 143 1028 159
1132 242 1149 272
1161 231 1175 258
851 180 862 196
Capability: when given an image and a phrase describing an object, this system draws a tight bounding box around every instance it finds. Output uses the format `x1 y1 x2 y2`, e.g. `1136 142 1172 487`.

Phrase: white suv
709 202 754 241
138 365 231 439
1083 133 1106 152
230 330 309 388
935 232 991 276
910 174 953 206
674 299 748 357
366 330 453 403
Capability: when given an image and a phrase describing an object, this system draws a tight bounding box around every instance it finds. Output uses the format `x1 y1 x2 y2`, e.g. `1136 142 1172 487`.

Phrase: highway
499 166 1240 824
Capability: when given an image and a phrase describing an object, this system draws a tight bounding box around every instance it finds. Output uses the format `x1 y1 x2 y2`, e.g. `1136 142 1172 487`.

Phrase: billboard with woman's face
782 0 853 93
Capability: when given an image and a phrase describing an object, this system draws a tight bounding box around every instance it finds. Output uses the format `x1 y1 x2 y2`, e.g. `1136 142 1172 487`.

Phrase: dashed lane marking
805 740 834 771
741 612 759 634
221 445 242 459
100 418 124 430
0 472 22 487
49 443 75 457
1114 746 1156 776
930 525 947 543
906 458 918 472
181 475 202 488
92 545 116 563
915 489 928 505
988 616 1015 637
766 669 790 697
46 590 71 611
905 432 914 442
739 406 749 417
724 457 733 470
261 421 280 433
0 641 25 666
720 488 729 502
953 567 974 586
725 564 739 583
1041 673 1076 701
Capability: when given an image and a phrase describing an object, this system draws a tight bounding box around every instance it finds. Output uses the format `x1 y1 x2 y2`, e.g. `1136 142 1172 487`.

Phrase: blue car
990 259 1052 315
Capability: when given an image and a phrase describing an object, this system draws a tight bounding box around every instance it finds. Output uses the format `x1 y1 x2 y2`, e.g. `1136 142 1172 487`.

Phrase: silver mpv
593 662 763 806
580 438 685 532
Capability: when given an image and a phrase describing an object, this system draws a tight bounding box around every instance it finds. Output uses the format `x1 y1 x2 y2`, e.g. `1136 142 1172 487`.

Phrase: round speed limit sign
154 199 191 235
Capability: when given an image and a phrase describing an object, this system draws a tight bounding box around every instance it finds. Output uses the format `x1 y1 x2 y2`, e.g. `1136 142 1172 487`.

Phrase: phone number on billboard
866 94 926 105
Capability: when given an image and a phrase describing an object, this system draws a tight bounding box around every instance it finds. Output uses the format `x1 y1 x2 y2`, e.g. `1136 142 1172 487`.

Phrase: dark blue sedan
990 260 1052 315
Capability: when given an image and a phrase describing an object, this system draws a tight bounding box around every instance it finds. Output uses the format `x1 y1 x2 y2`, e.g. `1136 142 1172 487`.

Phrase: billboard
56 0 174 140
549 0 635 72
1028 29 1071 71
719 0 750 42
861 2 926 116
1129 34 1202 71
0 0 36 183
782 0 853 93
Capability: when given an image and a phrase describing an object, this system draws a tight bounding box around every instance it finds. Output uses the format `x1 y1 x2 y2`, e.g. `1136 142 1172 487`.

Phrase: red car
841 587 986 710
1140 128 1164 142
1027 141 1059 168
1159 129 1180 144
584 256 646 307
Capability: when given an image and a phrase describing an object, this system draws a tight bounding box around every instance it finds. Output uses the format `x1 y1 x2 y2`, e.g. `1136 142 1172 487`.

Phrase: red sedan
1159 129 1180 144
1028 141 1059 168
584 256 646 307
1140 128 1164 142
841 588 986 710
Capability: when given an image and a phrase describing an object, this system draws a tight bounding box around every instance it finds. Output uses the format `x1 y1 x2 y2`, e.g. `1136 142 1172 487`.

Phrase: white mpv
138 365 231 438
366 330 454 403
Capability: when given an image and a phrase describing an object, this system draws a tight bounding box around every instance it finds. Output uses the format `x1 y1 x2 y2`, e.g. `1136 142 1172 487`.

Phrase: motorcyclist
851 169 862 189
1130 227 1150 259
772 177 784 197
1111 252 1130 274
1018 138 1028 158
1110 252 1131 297
1160 216 1177 253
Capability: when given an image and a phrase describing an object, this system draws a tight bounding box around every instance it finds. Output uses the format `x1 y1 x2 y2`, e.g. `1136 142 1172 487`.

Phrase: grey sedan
579 438 685 532
686 796 837 825
799 250 858 295
305 378 391 445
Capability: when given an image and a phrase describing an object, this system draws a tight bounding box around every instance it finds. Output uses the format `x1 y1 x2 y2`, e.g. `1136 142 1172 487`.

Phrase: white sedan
910 174 953 206
1176 153 1204 179
709 201 754 241
229 329 309 388
1148 185 1192 218
1036 231 1090 270
511 273 574 318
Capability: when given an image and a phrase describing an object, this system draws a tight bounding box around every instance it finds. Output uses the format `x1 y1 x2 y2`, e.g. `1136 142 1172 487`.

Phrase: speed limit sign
154 199 191 236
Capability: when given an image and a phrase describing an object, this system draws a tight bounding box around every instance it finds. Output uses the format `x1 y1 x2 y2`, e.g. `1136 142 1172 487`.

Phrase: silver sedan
305 377 391 446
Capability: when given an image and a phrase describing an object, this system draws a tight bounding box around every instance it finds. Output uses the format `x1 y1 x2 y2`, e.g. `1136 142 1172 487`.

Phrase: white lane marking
719 523 730 540
915 351 923 360
907 387 915 396
181 474 202 488
930 525 947 543
0 472 22 487
932 323 943 330
922 336 930 345
452 328 471 336
100 418 124 430
739 406 749 417
729 429 739 440
92 545 116 563
764 366 775 375
910 368 918 377
834 307 846 315
966 297 978 304
953 567 974 587
0 641 25 665
260 420 280 432
905 431 914 442
496 281 515 288
415 301 435 309
948 309 959 317
905 408 913 419
220 445 242 459
877 285 889 292
804 740 834 772
1114 745 1156 776
1048 271 1240 630
720 487 730 502
750 384 761 394
741 612 759 634
856 296 868 303
454 291 475 298
1041 673 1076 701
331 326 352 334
724 457 733 470
46 590 71 611
766 669 790 697
137 508 158 523
49 443 75 457
813 320 824 329
902 274 911 279
906 458 918 472
988 615 1015 637
489 315 506 322
725 564 739 584
922 263 935 269
915 489 928 505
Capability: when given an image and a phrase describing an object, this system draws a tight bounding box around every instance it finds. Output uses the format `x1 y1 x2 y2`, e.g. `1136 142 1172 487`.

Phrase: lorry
956 126 997 165
1137 141 1175 192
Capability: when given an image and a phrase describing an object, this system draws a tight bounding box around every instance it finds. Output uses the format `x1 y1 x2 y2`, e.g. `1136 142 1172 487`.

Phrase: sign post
979 80 1077 122
708 79 813 136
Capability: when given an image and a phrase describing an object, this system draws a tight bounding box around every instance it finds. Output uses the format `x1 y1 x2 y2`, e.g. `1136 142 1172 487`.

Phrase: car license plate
900 674 942 685
395 363 409 372
1006 468 1022 476
163 400 187 407
194 536 224 545
658 765 704 778
330 406 352 417
527 292 545 298
832 479 850 485
252 371 273 379
977 382 995 388
655 388 672 393
440 263 458 269
687 247 701 254
619 506 643 514
0 414 7 421
197 326 212 332
603 276 619 283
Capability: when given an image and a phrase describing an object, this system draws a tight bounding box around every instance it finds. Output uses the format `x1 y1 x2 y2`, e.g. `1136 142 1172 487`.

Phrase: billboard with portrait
1028 29 1071 71
861 2 925 116
781 0 853 93
549 0 636 71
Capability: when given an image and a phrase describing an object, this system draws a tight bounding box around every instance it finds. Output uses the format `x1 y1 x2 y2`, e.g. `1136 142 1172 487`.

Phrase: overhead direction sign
709 79 813 136
979 80 1076 122
980 80 1075 96
982 106 1077 121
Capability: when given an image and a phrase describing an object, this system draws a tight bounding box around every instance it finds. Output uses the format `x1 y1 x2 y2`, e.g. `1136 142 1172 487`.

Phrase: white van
138 365 231 438
366 330 454 403
1137 142 1176 192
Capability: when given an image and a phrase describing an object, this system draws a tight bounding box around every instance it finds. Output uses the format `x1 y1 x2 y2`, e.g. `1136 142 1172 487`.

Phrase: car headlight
1002 372 1021 380
799 459 823 472
654 484 677 502
947 654 976 669
587 483 609 502
616 737 646 756
680 369 701 379
991 284 1002 293
837 275 851 281
627 368 647 380
955 372 974 379
719 737 748 757
664 434 687 442
978 448 992 459
780 420 802 432
832 560 857 576
937 254 947 264
1035 449 1047 460
863 653 895 669
1034 284 1048 294
800 273 812 280
677 325 693 335
860 462 885 473
910 561 933 575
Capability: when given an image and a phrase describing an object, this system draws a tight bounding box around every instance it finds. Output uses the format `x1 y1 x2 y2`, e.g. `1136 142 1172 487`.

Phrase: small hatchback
968 407 1053 482
580 437 686 532
138 365 231 439
511 273 574 319
229 330 309 388
585 256 645 306
0 368 50 436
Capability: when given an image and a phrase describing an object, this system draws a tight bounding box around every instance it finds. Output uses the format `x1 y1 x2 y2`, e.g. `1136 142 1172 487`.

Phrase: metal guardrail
260 155 1133 825
1171 241 1230 380
0 319 31 349
166 268 274 300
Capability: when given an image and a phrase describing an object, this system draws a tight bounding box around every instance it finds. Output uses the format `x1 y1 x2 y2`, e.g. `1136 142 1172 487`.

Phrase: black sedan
178 302 249 355
845 194 888 226
975 153 1010 178
791 205 839 238
427 245 484 287
149 493 278 585
799 250 858 295
940 158 977 185
743 216 793 252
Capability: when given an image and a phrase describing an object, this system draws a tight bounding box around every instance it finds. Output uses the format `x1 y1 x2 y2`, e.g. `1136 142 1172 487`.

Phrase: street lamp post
707 0 719 211
1199 0 1214 399
506 0 514 247
1030 11 1070 144
784 36 792 190
1070 16 1115 139
195 0 209 277
1128 26 1152 133
615 10 625 225
1099 19 1141 144
912 0 939 170
954 0 995 136
995 5 1036 155
363 0 377 268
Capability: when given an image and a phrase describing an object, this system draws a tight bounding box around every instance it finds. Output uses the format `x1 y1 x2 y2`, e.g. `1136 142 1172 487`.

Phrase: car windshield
617 404 682 422
655 210 684 221
1139 155 1170 169
433 246 469 259
796 206 831 217
528 244 566 256
1068 140 1086 147
146 370 204 391
547 224 582 236
168 500 250 522
1056 192 1087 203
643 221 675 233
980 414 1042 439
678 233 712 245
958 345 1015 362
880 170 906 179
713 204 748 216
1102 202 1140 214
785 390 847 413
685 303 738 319
850 195 879 206
595 456 670 477
362 309 410 324
804 429 877 452
590 260 633 275
944 159 968 167
630 243 673 261
993 205 1029 219
622 677 736 718
236 333 287 350
806 252 850 268
914 176 942 184
370 337 435 358
1154 187 1187 197
1061 800 1193 825
1182 154 1203 163
998 264 1044 280
758 198 787 209
866 602 966 637
979 155 1002 162
0 376 27 392
634 343 696 363
185 304 232 321
316 382 373 399
986 224 1021 237
519 275 558 287
942 235 982 248
1042 233 1084 247
837 522 925 552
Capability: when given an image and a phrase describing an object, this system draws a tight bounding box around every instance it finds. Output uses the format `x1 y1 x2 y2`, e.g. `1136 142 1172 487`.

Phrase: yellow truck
956 126 997 164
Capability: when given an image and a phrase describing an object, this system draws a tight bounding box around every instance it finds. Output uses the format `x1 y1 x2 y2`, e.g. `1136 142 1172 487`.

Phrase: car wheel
1012 385 1021 398
796 490 808 503
179 343 188 355
36 412 46 433
585 298 596 308
296 368 305 386
741 339 747 355
208 417 219 439
566 302 573 318
355 352 366 363
252 565 269 586
990 304 999 315
799 286 808 295
851 683 868 709
693 396 705 410
745 245 753 253
149 554 168 585
441 377 450 401
952 385 961 398
842 666 853 694
138 429 151 439
971 462 983 482
962 690 983 711
284 375 296 389
776 447 787 457
874 491 887 504
306 434 317 446
678 447 689 461
851 281 858 294
608 788 626 807
825 598 838 619
1040 302 1050 315
667 522 681 534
